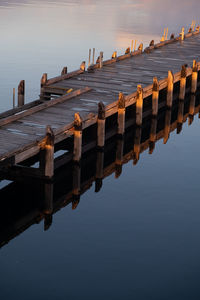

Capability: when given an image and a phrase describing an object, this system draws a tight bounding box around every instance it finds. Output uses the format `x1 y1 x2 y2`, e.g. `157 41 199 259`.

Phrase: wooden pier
0 25 200 180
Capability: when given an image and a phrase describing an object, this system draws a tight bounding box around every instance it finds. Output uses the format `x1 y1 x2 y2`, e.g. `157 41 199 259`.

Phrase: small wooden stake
152 77 159 116
61 67 67 76
115 137 124 178
99 52 103 68
95 150 104 192
97 102 105 148
166 71 174 108
149 117 157 154
117 92 126 135
44 125 54 178
133 126 142 165
88 48 91 67
191 60 198 94
18 80 25 107
136 85 143 126
13 88 15 108
73 113 82 162
92 48 95 64
179 65 187 100
163 109 171 144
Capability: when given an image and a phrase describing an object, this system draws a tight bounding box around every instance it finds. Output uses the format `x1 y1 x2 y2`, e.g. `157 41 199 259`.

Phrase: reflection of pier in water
0 90 200 248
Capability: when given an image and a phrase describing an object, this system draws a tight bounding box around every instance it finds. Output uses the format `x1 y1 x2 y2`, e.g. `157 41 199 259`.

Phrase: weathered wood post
115 137 124 178
97 102 106 148
191 60 198 94
188 94 196 125
95 150 104 192
13 88 15 108
61 67 67 76
92 48 95 65
73 113 82 162
99 51 103 68
136 85 143 126
72 163 81 209
18 80 25 107
112 51 117 59
88 48 91 67
80 61 86 71
117 92 126 136
152 77 159 116
40 73 48 100
43 182 53 231
138 43 143 51
166 70 174 108
133 126 142 165
149 117 157 154
180 27 185 40
131 40 134 52
44 125 54 178
134 40 137 51
177 100 184 134
179 65 187 100
163 108 171 144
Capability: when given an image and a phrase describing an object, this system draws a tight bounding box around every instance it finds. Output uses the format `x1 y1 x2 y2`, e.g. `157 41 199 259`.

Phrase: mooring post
13 88 15 108
179 65 187 100
40 73 48 100
18 80 25 107
136 85 143 126
115 136 124 178
188 94 196 125
43 182 53 231
117 92 126 136
163 108 171 144
152 77 159 116
180 27 185 40
97 102 106 148
92 48 95 65
73 113 82 162
80 61 86 71
138 43 143 51
99 51 103 68
133 126 142 165
149 117 157 154
177 99 184 134
44 125 54 178
191 60 198 94
166 70 174 108
95 150 104 193
61 67 67 76
112 51 117 59
88 48 91 67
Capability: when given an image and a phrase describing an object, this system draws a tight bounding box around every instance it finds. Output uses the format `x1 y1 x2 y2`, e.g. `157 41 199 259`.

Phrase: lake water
1 1 200 299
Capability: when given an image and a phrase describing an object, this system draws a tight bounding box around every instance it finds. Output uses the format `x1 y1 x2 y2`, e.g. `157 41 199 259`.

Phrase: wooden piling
134 40 137 51
99 52 103 68
95 150 104 192
18 80 25 107
44 126 54 178
136 85 143 126
73 113 82 162
97 102 105 148
191 60 198 94
152 77 159 116
163 108 171 144
180 27 185 41
117 92 126 135
92 48 95 64
115 137 124 178
40 73 47 99
138 43 143 51
61 67 67 76
112 51 117 59
131 40 134 52
80 61 86 71
13 88 15 108
149 117 157 154
179 65 187 100
166 71 174 108
88 48 91 67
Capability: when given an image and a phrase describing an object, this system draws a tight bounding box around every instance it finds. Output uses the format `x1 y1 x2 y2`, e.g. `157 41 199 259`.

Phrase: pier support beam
179 65 187 100
166 71 174 108
97 102 106 148
73 113 82 163
136 85 143 126
152 77 159 116
191 60 198 94
18 80 25 107
117 92 126 136
44 126 54 178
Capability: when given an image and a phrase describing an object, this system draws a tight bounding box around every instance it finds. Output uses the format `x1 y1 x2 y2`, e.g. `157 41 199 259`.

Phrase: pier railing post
117 92 126 135
18 80 25 107
97 102 106 148
179 65 187 100
166 71 174 108
73 113 82 162
136 85 143 126
152 77 159 116
44 125 54 178
191 60 198 94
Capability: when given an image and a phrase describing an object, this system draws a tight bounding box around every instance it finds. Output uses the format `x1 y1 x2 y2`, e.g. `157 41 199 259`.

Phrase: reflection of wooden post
44 126 54 178
117 93 126 136
149 117 157 154
44 182 53 231
177 100 184 134
95 150 104 192
152 77 159 116
179 65 187 100
18 80 25 107
188 94 196 125
163 109 171 144
73 113 82 162
133 126 142 165
191 60 198 94
167 71 174 108
97 102 105 148
115 137 124 178
136 85 143 126
72 163 81 209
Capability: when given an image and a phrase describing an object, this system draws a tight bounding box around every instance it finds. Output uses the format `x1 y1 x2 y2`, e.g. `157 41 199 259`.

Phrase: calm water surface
0 1 200 299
